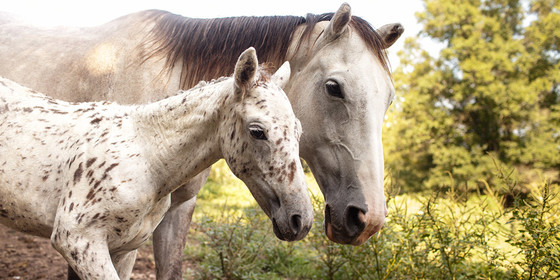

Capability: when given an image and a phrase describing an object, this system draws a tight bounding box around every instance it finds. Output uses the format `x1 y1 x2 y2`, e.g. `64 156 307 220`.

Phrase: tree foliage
385 0 560 192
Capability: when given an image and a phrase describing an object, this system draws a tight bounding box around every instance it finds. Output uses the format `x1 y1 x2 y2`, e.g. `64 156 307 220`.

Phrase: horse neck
131 79 231 196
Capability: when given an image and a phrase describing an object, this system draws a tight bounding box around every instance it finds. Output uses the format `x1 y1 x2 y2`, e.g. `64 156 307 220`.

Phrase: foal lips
272 218 286 240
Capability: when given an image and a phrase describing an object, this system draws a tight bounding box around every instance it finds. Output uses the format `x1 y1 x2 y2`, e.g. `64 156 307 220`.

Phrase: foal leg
67 250 137 280
113 250 138 280
53 235 120 280
153 169 210 280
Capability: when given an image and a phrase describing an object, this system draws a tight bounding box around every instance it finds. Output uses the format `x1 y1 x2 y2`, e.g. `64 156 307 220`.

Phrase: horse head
284 3 403 245
219 48 312 241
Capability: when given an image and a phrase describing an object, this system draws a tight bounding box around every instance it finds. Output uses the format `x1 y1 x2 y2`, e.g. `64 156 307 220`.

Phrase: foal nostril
290 214 302 235
345 206 366 238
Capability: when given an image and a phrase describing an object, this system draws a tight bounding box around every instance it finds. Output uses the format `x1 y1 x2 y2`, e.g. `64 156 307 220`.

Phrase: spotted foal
0 48 312 279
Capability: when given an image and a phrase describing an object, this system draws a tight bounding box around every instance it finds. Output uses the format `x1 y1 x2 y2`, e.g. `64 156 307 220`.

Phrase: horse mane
141 10 390 89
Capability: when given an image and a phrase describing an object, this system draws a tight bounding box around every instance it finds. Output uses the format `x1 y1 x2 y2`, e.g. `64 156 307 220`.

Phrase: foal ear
234 47 258 97
378 23 404 49
271 61 291 89
325 3 352 40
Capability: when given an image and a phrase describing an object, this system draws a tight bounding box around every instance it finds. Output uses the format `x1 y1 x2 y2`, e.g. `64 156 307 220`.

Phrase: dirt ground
0 223 168 279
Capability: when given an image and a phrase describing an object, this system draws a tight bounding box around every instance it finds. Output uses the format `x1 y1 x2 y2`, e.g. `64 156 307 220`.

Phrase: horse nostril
345 206 366 238
290 214 302 235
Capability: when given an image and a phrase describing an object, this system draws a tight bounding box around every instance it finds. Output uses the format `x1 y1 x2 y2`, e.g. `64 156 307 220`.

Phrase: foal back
0 78 100 236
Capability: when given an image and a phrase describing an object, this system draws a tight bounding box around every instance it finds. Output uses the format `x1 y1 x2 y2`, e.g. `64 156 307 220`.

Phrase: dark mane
141 10 390 89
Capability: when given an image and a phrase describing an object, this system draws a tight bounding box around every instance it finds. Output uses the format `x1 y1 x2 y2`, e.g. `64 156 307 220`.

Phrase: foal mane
141 10 390 89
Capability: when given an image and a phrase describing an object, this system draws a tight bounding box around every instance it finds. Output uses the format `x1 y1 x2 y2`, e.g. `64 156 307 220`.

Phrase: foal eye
249 125 267 140
325 80 344 99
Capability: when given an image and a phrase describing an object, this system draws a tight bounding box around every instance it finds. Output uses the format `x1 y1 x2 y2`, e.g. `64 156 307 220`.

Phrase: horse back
0 10 180 105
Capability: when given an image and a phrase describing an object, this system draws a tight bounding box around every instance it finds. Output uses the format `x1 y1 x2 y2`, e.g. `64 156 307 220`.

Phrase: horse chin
324 221 364 245
350 231 375 245
324 211 384 245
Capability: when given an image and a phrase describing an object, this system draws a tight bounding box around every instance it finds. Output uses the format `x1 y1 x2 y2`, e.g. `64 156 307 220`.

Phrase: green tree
385 0 560 192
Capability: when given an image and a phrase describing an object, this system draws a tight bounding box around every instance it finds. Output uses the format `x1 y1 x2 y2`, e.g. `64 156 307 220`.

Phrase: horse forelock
141 11 390 90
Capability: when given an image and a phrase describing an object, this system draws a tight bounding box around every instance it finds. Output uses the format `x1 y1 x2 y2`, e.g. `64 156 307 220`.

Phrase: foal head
219 48 312 241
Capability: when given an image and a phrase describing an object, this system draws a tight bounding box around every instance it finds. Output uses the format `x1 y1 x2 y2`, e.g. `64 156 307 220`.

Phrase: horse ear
271 61 291 89
234 47 258 97
325 3 352 39
378 23 404 49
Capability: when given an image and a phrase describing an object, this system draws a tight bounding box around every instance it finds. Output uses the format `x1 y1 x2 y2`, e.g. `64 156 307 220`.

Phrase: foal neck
132 78 232 197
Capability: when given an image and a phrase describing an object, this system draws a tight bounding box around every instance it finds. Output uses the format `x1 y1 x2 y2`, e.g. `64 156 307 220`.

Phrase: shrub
185 162 559 279
506 181 560 279
188 207 273 279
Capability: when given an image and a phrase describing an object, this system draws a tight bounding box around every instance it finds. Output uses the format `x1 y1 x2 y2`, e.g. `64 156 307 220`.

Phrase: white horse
0 48 312 279
0 3 404 278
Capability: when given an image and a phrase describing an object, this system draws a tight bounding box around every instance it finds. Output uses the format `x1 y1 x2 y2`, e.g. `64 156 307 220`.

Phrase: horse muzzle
324 203 385 245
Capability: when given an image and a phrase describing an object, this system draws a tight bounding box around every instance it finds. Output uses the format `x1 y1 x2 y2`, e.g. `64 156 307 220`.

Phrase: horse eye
249 126 267 140
326 80 344 99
